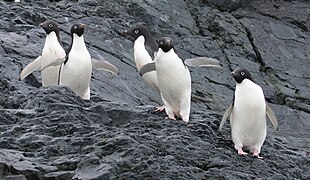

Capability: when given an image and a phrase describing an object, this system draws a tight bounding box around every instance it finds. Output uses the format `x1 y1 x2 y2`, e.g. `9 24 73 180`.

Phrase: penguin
125 26 222 89
123 25 158 70
20 20 66 86
57 23 92 100
123 25 166 111
138 37 224 122
39 23 119 100
155 37 192 122
219 67 278 158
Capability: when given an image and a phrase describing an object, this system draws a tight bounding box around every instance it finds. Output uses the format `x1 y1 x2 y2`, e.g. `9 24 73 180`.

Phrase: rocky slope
0 0 309 179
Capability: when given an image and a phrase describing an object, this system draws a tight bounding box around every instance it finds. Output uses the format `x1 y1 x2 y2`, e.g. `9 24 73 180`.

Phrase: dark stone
0 0 309 179
203 0 252 12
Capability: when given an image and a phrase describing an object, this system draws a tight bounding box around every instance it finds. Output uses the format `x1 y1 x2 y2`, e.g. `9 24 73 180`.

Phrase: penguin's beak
166 39 171 46
80 24 85 29
122 29 128 35
230 71 235 76
39 23 44 27
121 29 134 40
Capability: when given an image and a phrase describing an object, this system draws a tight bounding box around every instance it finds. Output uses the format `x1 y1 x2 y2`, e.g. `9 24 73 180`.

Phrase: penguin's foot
253 154 263 159
155 106 165 112
182 119 189 123
253 151 263 159
167 114 176 120
237 148 248 156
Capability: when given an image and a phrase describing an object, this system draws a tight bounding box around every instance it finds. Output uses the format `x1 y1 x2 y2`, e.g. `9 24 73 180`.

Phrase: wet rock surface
0 0 309 179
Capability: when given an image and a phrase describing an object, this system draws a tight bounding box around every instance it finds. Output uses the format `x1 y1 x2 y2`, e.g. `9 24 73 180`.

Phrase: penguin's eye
134 29 139 34
241 72 245 76
49 24 53 28
74 26 78 30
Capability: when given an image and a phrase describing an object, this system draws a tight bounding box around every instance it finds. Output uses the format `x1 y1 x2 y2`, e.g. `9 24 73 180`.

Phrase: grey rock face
0 0 309 179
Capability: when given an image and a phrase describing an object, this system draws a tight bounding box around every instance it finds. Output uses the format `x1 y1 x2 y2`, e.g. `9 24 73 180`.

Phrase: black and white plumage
123 25 158 66
138 36 225 122
58 23 92 100
124 25 170 112
123 25 161 93
38 23 119 100
219 67 278 158
154 37 192 122
20 20 66 86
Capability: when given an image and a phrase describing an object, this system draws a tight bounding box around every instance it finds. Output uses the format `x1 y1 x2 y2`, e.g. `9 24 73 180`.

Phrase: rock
78 0 98 6
270 22 297 40
73 163 113 180
203 0 252 12
0 0 309 179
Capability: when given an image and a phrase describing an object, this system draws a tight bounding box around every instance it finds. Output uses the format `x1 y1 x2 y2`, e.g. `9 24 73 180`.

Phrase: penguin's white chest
156 49 191 112
41 32 66 86
231 79 267 149
60 35 92 99
134 36 159 91
134 36 153 70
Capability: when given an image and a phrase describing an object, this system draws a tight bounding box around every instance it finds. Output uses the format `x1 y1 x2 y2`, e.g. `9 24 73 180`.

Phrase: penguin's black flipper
139 62 156 77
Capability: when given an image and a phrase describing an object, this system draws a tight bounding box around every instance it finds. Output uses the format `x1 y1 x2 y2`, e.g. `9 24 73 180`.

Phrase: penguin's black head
231 68 254 83
157 37 173 53
123 25 152 40
71 23 85 37
40 20 60 35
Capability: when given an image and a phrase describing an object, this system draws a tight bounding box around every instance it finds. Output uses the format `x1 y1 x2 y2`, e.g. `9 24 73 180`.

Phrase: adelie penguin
155 37 192 122
219 67 278 158
123 25 222 112
44 23 119 100
139 37 222 122
20 20 118 90
58 23 92 100
20 20 66 86
123 25 166 111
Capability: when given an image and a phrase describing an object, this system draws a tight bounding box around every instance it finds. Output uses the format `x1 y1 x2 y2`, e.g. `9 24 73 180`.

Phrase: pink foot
165 114 176 120
237 148 248 156
155 106 165 112
253 152 263 159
